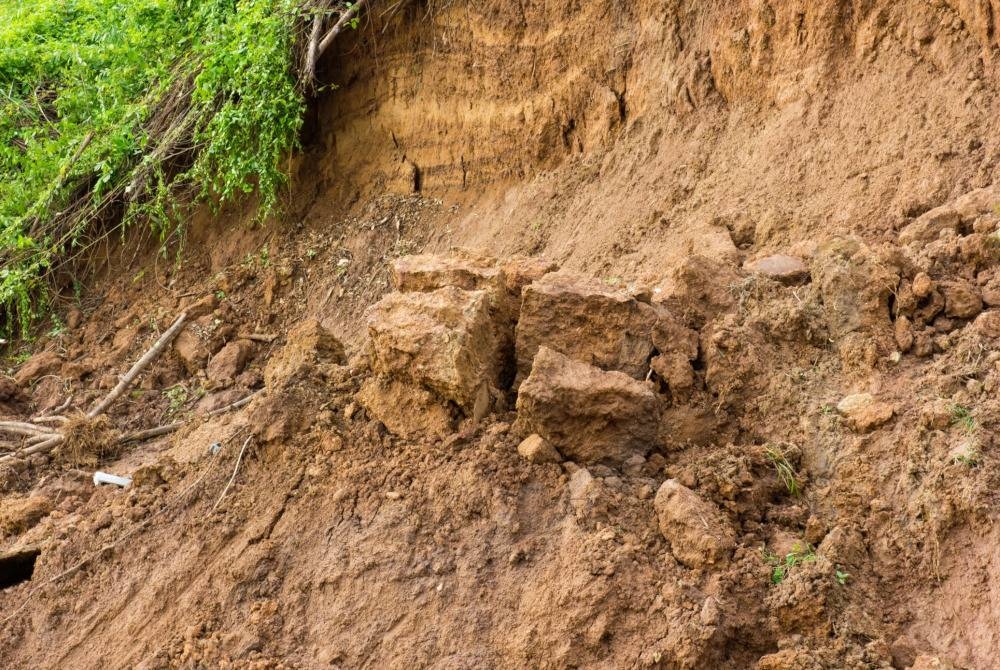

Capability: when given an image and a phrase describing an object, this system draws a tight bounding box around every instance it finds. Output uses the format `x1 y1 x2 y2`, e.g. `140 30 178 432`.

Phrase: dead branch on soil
0 312 188 465
212 434 253 512
87 312 188 418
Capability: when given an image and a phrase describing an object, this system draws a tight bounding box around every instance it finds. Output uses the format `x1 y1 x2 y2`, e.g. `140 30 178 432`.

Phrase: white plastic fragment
93 471 132 488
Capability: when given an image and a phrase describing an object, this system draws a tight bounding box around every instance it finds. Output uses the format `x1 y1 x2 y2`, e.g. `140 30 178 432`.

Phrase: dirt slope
3 1 1000 668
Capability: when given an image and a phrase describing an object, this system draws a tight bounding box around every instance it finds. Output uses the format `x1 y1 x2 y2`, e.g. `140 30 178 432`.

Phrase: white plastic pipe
93 471 132 488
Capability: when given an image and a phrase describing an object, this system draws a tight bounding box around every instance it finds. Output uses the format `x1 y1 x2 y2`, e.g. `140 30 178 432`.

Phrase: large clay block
500 255 559 299
356 377 456 440
366 286 502 413
392 251 502 294
515 347 660 463
654 480 735 569
515 272 666 383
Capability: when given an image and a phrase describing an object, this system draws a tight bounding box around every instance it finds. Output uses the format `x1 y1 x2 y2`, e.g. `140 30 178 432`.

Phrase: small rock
654 480 735 569
516 434 562 464
743 255 810 285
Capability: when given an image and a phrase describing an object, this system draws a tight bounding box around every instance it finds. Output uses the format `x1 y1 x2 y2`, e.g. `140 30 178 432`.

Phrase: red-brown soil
4 1 1000 668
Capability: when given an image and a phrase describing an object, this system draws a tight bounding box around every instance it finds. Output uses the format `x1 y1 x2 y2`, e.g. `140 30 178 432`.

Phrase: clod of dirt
263 319 346 390
940 281 983 319
499 255 559 298
743 254 811 285
900 185 1000 245
0 495 52 537
355 376 457 439
514 271 665 383
812 237 898 342
206 339 253 387
836 393 895 433
366 286 503 414
654 479 735 570
13 351 63 386
515 347 659 463
173 328 210 374
972 310 1000 338
58 414 121 466
516 433 561 464
0 377 27 414
655 254 739 328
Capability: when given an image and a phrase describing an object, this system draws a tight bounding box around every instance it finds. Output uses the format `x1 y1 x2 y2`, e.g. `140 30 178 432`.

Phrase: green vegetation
764 543 817 584
765 444 800 496
0 0 311 337
949 404 976 433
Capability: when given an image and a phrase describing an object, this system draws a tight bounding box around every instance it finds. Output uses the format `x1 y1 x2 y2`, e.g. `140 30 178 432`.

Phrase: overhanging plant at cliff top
0 0 362 338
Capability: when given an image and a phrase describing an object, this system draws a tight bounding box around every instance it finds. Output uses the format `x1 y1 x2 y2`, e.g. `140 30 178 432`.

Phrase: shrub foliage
0 0 307 336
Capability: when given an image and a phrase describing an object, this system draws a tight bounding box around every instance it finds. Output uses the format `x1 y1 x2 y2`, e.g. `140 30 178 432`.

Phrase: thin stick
87 312 188 419
118 423 183 444
316 0 368 59
212 435 253 512
205 392 259 417
245 333 278 343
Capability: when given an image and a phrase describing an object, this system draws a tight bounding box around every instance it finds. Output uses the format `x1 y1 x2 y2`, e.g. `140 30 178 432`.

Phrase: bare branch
87 312 188 419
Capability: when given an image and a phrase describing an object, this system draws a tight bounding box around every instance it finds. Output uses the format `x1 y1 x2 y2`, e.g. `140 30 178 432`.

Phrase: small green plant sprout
47 314 66 338
764 542 817 584
215 289 226 301
259 245 271 268
765 444 800 496
950 404 976 433
950 440 981 467
835 569 850 586
820 403 836 415
343 2 361 29
163 385 190 415
306 248 317 260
